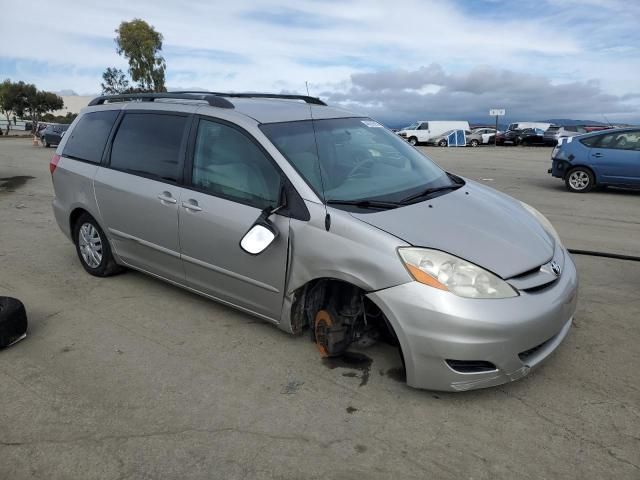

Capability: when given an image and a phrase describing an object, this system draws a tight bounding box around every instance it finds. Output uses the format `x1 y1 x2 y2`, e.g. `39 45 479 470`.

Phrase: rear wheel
565 167 594 193
408 136 418 146
73 213 123 276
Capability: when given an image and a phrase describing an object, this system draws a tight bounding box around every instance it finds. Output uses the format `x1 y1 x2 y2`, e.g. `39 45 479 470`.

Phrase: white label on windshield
361 120 383 128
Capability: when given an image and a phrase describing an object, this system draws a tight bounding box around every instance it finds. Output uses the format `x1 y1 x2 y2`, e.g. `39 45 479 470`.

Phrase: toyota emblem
550 260 561 276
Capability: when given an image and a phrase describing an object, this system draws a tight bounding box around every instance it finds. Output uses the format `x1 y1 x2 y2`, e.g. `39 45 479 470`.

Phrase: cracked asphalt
1 139 639 479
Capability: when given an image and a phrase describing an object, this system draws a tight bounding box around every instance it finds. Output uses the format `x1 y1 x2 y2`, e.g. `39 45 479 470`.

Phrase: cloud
0 0 638 121
322 64 639 125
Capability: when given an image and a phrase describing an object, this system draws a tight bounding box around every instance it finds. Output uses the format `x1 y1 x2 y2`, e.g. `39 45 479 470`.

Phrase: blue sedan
549 128 640 192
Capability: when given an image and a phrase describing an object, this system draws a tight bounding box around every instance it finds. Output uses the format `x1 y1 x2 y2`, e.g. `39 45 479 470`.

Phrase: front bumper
367 250 578 392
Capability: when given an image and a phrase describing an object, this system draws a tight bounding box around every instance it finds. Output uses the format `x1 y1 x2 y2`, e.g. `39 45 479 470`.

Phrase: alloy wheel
568 170 590 190
78 222 103 268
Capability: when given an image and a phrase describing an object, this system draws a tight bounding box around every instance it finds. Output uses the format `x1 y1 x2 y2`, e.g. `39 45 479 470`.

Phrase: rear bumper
550 159 571 178
367 250 578 391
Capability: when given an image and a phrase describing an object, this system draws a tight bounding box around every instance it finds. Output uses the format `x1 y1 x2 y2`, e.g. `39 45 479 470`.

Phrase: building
50 96 95 116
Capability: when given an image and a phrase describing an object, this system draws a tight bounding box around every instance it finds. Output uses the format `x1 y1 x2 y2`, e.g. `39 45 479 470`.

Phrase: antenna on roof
602 114 612 127
305 81 330 231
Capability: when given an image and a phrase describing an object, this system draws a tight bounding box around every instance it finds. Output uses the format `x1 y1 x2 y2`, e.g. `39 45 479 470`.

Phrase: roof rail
171 91 327 106
87 93 234 109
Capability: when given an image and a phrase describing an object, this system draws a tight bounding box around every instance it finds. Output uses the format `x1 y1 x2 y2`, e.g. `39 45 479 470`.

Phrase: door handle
182 199 202 212
157 192 177 204
592 153 603 158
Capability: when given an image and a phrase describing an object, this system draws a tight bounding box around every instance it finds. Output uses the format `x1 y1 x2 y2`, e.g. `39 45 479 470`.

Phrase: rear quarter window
63 110 119 164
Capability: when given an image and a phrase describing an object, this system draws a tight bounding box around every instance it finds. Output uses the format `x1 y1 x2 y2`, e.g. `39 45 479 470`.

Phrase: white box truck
397 121 470 145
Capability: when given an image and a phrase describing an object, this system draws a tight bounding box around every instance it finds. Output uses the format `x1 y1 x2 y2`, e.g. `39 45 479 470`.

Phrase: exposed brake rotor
314 309 350 358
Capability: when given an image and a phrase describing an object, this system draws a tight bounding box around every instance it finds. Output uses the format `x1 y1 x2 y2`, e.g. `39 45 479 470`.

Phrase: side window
580 135 603 147
418 123 429 130
63 111 119 164
613 131 640 150
191 119 282 209
593 131 640 150
110 113 187 182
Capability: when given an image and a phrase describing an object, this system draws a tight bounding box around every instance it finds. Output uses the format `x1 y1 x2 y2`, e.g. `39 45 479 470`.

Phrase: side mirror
240 222 277 255
240 181 287 255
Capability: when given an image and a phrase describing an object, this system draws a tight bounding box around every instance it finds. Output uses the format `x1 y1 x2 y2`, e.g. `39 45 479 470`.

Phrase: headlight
398 248 518 299
519 202 562 247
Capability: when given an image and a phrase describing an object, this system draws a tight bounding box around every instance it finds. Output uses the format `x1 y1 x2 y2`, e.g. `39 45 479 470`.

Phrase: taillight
50 154 60 174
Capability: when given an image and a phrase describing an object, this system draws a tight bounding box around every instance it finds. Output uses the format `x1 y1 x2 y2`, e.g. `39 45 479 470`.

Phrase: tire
0 297 28 348
438 139 447 147
408 137 418 146
73 213 123 276
565 167 595 193
470 139 480 147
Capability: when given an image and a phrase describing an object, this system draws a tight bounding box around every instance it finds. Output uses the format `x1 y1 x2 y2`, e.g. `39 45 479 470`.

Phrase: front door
178 117 289 320
590 129 640 185
94 111 190 282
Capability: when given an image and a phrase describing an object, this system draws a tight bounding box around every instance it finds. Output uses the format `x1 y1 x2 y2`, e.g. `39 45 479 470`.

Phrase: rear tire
73 213 123 276
565 167 595 193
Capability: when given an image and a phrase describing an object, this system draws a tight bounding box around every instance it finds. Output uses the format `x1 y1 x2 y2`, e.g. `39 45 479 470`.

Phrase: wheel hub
78 223 103 268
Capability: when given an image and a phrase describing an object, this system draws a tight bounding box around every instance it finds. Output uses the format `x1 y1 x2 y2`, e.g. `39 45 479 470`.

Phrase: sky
1 0 639 126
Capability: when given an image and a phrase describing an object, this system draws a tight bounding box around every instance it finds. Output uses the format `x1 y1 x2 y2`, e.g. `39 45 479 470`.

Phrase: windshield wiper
399 184 462 204
326 199 402 210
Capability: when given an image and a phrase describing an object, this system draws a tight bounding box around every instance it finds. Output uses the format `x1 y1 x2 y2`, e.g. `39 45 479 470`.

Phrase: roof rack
88 93 235 109
171 91 327 106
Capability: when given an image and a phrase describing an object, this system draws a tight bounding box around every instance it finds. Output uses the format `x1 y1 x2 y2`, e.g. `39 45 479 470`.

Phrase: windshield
260 117 455 204
404 123 418 130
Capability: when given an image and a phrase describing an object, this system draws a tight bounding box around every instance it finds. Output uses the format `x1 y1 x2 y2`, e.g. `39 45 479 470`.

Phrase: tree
115 19 166 92
0 79 28 135
101 67 130 94
23 87 64 134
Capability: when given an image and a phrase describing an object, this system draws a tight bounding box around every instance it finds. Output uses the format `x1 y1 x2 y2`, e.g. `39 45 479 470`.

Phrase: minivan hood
351 181 554 279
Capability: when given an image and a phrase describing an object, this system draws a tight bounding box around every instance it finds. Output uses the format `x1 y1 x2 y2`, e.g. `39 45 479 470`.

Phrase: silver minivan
51 92 578 392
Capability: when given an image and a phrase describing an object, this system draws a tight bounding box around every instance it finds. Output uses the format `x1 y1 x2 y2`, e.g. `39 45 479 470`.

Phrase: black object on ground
0 297 28 348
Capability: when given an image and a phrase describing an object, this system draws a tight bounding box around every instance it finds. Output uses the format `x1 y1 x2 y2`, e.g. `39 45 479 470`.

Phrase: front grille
521 279 557 293
446 360 497 373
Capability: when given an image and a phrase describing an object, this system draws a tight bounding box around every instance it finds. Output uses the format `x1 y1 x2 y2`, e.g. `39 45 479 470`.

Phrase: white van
507 122 552 132
398 121 470 146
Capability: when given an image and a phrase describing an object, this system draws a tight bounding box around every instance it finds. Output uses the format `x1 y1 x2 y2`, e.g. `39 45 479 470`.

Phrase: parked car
498 128 546 146
397 120 470 146
467 128 497 147
518 128 547 146
427 129 470 147
40 124 69 147
584 125 612 133
549 127 640 192
543 125 588 145
51 91 577 392
35 123 48 138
